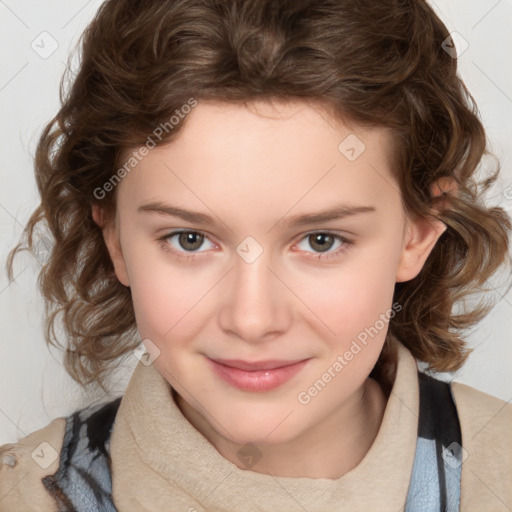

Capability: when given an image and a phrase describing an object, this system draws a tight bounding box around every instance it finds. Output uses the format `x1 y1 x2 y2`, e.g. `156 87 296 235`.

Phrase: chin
214 406 307 446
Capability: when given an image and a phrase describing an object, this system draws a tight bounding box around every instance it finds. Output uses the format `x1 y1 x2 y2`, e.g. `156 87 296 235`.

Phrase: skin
92 99 447 479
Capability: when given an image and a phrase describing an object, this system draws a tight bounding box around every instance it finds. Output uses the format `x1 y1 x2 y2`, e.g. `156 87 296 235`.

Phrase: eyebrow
137 201 376 228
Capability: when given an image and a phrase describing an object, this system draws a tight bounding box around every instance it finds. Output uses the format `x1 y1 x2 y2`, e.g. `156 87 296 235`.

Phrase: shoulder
451 381 512 511
451 380 512 435
0 417 66 511
0 396 122 512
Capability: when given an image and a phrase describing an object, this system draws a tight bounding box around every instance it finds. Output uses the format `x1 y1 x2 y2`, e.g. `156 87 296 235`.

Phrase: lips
207 357 310 392
210 359 306 371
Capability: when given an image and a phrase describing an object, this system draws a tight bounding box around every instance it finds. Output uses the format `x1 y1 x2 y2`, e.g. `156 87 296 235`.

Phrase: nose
217 247 292 344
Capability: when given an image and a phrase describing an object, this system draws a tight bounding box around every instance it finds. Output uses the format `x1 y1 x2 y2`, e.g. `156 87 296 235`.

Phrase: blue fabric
406 437 442 511
405 371 462 511
42 398 121 511
405 437 461 511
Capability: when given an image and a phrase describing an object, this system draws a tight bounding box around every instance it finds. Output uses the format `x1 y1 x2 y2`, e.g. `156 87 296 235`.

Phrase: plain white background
1 0 511 445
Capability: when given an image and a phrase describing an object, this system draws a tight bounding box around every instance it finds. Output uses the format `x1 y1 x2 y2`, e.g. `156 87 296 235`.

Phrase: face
95 100 444 447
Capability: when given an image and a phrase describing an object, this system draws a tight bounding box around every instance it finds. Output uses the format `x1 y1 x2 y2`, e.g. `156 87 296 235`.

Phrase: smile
207 358 311 392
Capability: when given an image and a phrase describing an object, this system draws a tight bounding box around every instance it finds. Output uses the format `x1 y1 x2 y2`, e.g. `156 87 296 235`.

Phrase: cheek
123 244 213 346
297 244 399 343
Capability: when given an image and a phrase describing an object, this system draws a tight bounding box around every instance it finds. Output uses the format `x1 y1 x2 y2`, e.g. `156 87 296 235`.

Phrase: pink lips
208 358 310 392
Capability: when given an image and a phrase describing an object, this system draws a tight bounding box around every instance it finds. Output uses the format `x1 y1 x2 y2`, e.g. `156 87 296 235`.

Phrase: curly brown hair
6 0 511 392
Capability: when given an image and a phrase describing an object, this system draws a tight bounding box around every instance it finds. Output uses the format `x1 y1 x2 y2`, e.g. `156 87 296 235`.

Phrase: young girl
1 0 511 510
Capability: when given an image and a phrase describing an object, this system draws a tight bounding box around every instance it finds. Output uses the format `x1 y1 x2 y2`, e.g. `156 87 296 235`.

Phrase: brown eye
307 233 336 253
160 230 215 255
158 230 217 262
177 231 204 251
295 231 352 262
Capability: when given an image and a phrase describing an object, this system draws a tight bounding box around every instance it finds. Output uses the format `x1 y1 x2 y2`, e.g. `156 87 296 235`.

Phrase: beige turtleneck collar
109 338 419 511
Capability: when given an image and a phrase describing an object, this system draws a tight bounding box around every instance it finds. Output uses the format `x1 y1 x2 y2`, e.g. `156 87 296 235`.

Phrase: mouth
207 357 311 392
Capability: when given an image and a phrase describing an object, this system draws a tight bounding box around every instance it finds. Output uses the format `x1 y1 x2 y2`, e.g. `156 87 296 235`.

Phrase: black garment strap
42 397 122 512
416 371 462 511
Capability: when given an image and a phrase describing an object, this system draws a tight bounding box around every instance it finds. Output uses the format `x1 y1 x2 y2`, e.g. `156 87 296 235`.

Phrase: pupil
180 232 202 251
311 233 333 253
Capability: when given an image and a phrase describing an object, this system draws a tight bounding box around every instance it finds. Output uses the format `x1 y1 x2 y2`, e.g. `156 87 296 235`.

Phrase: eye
157 230 353 263
158 230 216 259
295 232 352 261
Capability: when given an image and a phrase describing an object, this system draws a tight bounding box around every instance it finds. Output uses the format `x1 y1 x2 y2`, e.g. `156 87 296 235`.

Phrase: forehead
116 100 400 219
163 98 387 155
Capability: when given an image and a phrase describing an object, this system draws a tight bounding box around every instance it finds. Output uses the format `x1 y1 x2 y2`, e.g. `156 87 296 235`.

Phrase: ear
395 215 446 282
91 204 130 287
395 177 456 283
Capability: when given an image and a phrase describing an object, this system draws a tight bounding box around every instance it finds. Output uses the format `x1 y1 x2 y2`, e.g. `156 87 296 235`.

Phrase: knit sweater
1 339 511 511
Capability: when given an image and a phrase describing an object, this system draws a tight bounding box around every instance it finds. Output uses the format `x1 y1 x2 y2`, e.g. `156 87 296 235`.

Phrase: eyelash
157 230 353 263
